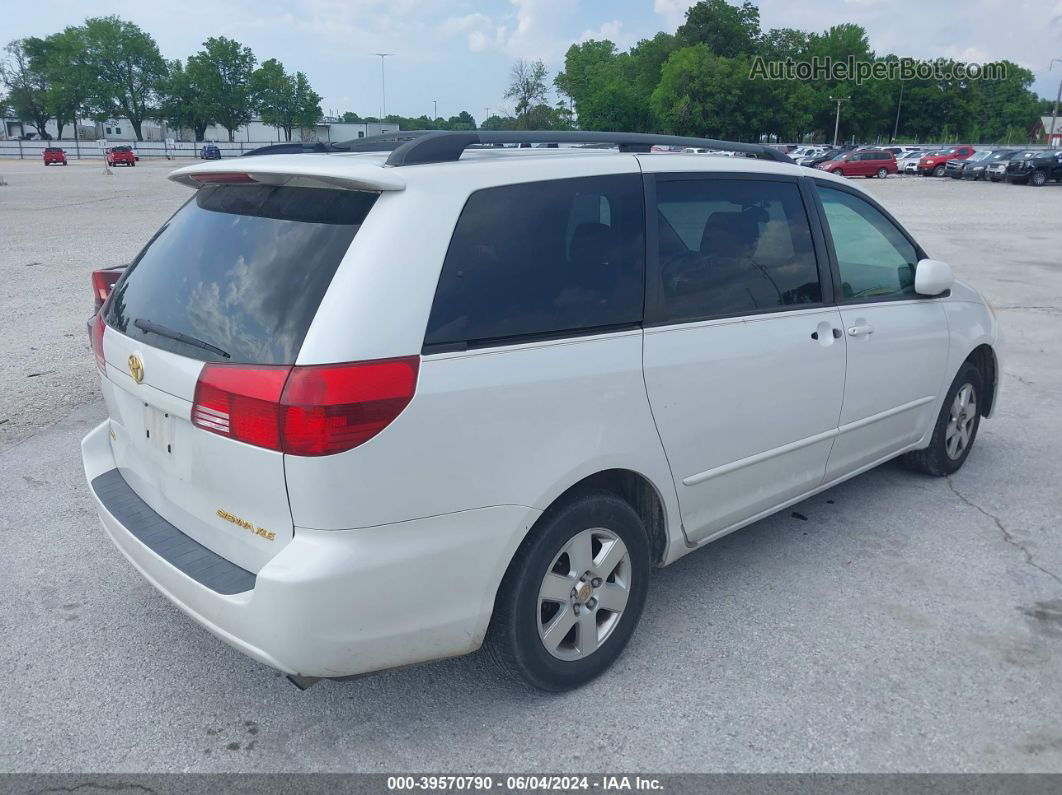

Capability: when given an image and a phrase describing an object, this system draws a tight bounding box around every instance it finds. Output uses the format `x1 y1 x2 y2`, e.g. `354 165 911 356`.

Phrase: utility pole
829 96 849 147
373 53 392 120
432 99 437 121
1050 59 1062 148
484 107 490 127
891 81 904 143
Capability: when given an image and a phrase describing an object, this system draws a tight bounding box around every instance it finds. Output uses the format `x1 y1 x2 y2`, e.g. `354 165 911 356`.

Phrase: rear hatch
98 182 377 572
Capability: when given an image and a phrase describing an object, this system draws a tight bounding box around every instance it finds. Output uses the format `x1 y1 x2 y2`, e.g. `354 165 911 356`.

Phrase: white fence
0 139 290 160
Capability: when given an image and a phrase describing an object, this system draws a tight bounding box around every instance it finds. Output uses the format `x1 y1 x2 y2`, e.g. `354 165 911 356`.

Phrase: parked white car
83 131 1000 691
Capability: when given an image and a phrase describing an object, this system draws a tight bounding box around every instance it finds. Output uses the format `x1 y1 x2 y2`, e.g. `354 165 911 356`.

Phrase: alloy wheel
945 383 977 460
537 527 631 661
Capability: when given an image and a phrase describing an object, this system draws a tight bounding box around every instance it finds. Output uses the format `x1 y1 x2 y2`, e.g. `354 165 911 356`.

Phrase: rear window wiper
133 318 231 359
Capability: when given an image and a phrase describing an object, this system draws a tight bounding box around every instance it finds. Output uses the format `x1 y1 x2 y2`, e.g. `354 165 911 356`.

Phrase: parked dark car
963 150 1016 181
200 144 221 160
799 149 843 168
1006 150 1062 186
986 151 1026 182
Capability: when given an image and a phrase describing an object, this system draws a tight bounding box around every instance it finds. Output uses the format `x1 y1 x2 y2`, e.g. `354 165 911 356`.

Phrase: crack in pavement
947 477 1062 586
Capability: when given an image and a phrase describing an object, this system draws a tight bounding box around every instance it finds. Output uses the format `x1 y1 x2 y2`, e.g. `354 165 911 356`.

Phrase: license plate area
143 402 175 456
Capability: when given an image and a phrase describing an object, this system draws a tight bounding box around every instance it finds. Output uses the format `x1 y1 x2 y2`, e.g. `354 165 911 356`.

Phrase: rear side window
106 185 376 364
424 175 644 349
653 178 822 322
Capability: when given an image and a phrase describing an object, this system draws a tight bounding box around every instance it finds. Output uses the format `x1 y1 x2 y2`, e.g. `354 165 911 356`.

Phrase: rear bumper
82 419 540 678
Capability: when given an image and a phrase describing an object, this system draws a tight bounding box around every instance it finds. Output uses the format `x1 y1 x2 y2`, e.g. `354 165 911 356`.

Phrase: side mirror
915 258 954 296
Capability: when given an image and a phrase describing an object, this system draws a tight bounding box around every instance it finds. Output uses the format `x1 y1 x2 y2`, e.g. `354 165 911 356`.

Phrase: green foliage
505 59 550 129
187 37 256 142
157 59 212 141
1 39 52 138
555 8 1046 144
251 59 321 141
677 0 760 57
76 16 167 141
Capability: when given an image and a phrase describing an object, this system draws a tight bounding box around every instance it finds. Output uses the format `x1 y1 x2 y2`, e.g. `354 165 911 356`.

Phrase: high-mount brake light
191 357 420 456
188 173 257 184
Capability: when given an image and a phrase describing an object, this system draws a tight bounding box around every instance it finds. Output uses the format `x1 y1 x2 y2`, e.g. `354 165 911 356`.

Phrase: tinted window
424 175 644 348
818 186 918 301
654 179 821 322
106 185 376 364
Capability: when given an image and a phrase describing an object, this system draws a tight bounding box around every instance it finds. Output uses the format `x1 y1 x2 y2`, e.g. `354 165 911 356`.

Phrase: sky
5 0 1062 125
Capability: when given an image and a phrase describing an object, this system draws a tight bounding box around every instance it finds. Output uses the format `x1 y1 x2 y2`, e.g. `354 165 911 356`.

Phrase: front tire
1030 168 1047 186
486 492 650 691
903 362 983 476
933 165 946 177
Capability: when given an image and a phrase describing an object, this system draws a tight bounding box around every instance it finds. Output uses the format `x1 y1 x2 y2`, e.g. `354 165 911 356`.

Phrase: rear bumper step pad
91 469 256 595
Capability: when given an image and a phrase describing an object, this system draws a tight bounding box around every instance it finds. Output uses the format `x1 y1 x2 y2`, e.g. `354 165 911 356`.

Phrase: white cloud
578 19 629 47
653 0 693 29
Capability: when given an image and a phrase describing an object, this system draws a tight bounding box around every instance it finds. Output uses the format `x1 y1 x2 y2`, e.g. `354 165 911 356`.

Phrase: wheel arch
964 343 999 418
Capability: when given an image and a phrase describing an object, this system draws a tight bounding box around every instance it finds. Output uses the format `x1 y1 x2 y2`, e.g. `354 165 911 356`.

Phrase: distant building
1 115 399 143
1032 115 1062 148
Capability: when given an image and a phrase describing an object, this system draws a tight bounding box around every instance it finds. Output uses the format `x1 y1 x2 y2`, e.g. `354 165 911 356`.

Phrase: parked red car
816 149 897 178
105 146 137 167
42 147 68 166
918 145 975 177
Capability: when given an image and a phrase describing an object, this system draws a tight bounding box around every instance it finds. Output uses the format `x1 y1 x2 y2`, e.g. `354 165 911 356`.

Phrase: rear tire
876 167 888 178
486 492 650 691
903 362 983 477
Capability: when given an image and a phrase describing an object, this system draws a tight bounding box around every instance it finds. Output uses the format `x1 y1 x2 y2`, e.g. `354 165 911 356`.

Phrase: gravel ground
0 159 189 452
1 161 1060 773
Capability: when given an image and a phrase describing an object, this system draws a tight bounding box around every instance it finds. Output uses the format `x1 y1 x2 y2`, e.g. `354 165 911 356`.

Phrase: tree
447 110 477 130
505 59 549 129
651 46 764 140
25 31 90 141
677 0 760 57
252 59 294 140
187 37 256 141
252 59 321 141
291 71 322 137
1 40 51 138
158 59 212 141
76 16 167 141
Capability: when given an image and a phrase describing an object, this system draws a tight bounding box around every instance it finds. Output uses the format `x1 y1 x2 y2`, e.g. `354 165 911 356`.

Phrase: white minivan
83 131 1000 691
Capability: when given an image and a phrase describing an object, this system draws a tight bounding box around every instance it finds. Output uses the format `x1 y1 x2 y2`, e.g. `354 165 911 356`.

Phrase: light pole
891 81 904 143
433 99 437 121
1050 59 1062 147
484 107 490 127
829 96 849 147
373 53 393 120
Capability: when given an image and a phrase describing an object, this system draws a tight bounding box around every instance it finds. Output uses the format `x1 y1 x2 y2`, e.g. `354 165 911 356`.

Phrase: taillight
92 269 122 311
191 357 419 456
89 312 106 372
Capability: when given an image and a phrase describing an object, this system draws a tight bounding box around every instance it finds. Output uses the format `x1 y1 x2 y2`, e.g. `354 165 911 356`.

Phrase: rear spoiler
168 159 406 192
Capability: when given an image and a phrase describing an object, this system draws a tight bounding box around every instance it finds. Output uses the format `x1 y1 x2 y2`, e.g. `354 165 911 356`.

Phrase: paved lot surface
1 160 1061 773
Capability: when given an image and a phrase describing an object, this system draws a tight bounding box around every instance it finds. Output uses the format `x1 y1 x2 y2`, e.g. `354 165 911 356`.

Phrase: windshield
105 184 377 364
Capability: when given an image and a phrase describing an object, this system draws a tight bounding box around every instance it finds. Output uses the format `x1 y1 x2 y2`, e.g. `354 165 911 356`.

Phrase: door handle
847 324 874 337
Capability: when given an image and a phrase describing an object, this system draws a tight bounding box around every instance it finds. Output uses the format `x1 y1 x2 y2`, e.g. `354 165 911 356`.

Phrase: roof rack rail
242 141 336 157
330 130 792 166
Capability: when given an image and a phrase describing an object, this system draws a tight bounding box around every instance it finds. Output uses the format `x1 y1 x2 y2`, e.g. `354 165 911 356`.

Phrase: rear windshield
105 184 377 364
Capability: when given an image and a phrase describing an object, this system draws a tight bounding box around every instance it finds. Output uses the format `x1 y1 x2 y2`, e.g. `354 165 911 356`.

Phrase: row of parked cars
787 143 1062 186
